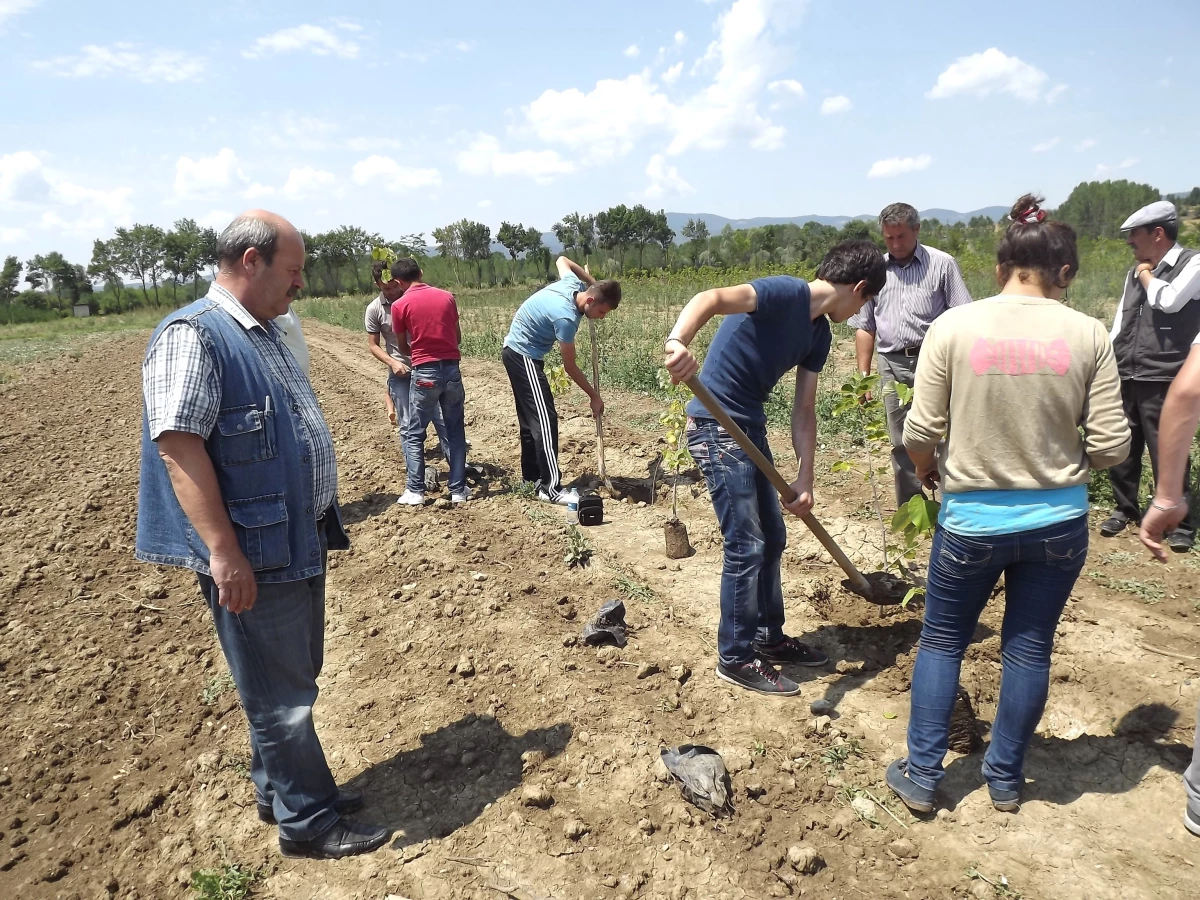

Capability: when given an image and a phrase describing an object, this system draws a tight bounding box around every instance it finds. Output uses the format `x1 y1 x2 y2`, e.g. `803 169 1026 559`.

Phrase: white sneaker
537 487 579 507
397 490 425 506
451 487 473 504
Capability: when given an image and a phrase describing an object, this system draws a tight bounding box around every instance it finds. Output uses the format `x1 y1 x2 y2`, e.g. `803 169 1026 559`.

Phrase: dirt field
1 319 1198 900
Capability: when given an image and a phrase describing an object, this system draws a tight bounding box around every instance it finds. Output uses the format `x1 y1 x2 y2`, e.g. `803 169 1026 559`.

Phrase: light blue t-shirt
940 485 1088 536
503 274 586 360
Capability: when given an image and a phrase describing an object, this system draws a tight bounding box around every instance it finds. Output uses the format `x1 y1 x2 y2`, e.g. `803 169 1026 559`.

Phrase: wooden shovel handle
684 374 872 594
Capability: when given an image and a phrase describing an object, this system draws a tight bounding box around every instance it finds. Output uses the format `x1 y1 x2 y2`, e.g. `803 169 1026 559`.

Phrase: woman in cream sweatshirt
886 195 1131 814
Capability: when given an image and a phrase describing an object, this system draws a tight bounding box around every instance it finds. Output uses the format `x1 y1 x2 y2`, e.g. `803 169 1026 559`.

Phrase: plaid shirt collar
208 283 275 335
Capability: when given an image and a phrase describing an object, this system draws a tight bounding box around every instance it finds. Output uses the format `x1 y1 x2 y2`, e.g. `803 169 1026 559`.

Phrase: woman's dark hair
997 194 1079 290
816 240 887 298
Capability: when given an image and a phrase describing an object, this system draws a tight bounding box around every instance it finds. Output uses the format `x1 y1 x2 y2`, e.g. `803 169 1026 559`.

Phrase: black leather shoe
258 788 363 825
1099 515 1128 538
1167 530 1194 553
279 820 390 859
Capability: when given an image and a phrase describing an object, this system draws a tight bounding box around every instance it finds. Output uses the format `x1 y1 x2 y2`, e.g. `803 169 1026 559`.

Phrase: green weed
1086 571 1165 604
202 673 236 706
821 737 864 773
564 526 594 568
190 865 259 900
611 565 659 606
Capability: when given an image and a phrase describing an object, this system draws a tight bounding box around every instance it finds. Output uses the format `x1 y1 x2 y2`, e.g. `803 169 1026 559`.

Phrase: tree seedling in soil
831 375 939 606
611 564 660 606
563 525 594 568
657 369 694 559
966 866 1023 899
201 673 235 706
546 363 571 398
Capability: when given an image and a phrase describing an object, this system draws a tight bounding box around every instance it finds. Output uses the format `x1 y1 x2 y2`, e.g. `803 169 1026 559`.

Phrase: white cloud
34 43 205 83
198 210 234 230
867 154 932 179
662 62 684 85
0 0 39 31
821 95 852 115
455 40 475 53
281 166 335 200
768 79 805 99
51 180 133 216
522 0 798 161
456 133 576 185
1075 137 1097 152
351 155 441 192
625 44 640 58
174 148 245 197
642 154 694 201
1095 158 1139 177
0 226 27 242
927 48 1048 103
675 31 687 45
243 182 275 199
1044 83 1067 104
477 199 492 209
39 210 107 236
0 150 52 203
1031 137 1060 153
244 25 359 60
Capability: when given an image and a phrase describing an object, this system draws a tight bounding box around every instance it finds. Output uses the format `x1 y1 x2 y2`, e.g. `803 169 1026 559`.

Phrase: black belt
887 345 921 358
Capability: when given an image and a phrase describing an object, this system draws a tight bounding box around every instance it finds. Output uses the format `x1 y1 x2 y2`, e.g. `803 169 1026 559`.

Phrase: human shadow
341 714 572 848
340 492 399 525
939 702 1191 810
798 615 995 712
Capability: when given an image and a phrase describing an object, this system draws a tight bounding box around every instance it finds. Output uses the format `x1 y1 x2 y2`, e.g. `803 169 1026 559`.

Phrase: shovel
684 375 907 605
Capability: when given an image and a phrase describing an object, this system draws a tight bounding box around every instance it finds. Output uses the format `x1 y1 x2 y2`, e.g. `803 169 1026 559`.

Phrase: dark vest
1112 247 1200 381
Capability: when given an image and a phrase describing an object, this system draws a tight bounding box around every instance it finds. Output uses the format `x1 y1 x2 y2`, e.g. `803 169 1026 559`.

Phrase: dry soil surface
1 319 1198 900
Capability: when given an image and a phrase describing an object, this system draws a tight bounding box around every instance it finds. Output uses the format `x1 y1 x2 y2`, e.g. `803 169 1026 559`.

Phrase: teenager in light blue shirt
502 257 621 505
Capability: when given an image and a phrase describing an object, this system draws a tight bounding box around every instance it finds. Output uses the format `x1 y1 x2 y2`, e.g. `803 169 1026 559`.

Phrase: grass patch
1086 571 1166 603
0 307 169 367
202 673 236 706
190 864 259 900
611 564 660 606
1099 550 1137 566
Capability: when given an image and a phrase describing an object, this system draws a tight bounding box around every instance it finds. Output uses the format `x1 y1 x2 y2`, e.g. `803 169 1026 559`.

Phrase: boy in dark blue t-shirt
664 241 886 697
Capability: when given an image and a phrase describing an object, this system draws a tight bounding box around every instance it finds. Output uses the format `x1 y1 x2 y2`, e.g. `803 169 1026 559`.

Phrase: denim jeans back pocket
444 376 465 406
936 531 993 569
1044 530 1088 571
227 493 291 571
216 405 277 466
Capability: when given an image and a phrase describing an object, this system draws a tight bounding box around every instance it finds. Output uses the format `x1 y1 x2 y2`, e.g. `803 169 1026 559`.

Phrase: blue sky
1 0 1196 268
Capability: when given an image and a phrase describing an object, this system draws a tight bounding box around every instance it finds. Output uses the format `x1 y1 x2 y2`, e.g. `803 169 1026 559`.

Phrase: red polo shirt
391 283 461 366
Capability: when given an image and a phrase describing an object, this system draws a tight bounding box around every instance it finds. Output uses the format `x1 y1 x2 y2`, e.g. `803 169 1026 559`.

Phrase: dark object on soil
948 689 984 754
660 745 734 818
578 494 603 526
424 468 440 492
840 571 911 606
664 519 692 559
581 599 628 648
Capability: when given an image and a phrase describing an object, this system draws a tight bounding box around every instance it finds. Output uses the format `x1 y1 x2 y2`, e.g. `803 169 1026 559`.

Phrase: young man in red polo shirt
390 258 469 505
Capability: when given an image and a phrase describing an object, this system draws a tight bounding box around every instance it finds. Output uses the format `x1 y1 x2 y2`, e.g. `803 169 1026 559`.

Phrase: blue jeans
197 528 338 841
387 370 449 458
688 418 787 666
405 360 467 495
906 516 1088 793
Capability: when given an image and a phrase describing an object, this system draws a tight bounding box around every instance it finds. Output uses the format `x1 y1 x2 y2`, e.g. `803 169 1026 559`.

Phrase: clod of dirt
786 844 825 875
564 819 589 840
810 715 832 736
452 655 475 678
850 796 877 822
888 838 920 860
809 699 835 716
948 689 984 754
521 784 553 808
636 662 660 679
637 817 655 834
670 664 691 684
835 659 865 675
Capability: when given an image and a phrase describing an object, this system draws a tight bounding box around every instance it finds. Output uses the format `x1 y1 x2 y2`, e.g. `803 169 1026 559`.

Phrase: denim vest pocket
216 405 277 465
227 493 290 570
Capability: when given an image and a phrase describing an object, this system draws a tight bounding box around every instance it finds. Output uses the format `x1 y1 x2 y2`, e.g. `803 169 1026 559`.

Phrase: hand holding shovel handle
683 374 875 597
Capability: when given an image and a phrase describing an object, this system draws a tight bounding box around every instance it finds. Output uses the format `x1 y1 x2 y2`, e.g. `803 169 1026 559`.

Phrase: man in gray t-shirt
366 264 449 457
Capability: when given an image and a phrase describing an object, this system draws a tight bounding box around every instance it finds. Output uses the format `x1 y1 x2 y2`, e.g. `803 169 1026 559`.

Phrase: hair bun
1009 193 1046 225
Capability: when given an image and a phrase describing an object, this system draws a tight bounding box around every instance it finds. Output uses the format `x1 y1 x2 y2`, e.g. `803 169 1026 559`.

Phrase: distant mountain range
532 206 1010 253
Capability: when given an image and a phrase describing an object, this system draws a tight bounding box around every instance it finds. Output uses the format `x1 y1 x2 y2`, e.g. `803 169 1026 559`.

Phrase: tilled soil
0 321 1197 900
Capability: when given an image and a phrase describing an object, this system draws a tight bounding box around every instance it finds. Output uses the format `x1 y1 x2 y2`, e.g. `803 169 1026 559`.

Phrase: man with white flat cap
1101 200 1200 550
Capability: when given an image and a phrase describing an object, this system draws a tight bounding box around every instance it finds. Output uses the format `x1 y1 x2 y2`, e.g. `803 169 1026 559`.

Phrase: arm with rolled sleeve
1145 252 1200 313
1081 323 1133 470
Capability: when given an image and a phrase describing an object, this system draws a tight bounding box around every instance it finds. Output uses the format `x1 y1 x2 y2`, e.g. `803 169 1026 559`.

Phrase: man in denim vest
136 210 389 859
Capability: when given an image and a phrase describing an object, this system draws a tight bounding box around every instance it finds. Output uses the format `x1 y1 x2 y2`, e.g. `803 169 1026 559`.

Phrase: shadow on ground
342 714 572 847
939 702 1191 809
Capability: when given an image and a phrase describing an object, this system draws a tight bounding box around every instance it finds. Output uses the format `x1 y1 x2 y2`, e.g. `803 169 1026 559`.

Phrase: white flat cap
1121 200 1178 232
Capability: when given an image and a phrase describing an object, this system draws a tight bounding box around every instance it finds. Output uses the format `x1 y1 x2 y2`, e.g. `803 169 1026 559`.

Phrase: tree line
2 179 1197 323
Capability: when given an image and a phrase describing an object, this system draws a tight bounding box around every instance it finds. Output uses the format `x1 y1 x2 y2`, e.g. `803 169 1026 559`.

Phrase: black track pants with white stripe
502 346 565 498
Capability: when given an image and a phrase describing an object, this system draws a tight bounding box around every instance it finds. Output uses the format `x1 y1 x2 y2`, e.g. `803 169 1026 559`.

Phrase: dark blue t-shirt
685 276 832 427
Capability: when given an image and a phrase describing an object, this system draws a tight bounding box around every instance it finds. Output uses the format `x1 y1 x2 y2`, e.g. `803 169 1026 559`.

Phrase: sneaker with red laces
754 636 829 667
716 656 801 696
